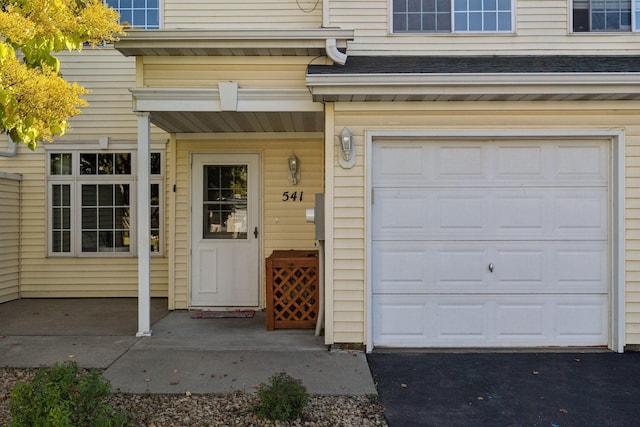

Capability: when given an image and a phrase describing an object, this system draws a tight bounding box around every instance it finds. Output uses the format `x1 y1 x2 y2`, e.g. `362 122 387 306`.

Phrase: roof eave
306 72 640 102
115 28 353 57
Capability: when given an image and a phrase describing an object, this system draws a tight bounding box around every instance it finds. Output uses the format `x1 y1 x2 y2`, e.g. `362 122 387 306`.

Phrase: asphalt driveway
367 351 640 427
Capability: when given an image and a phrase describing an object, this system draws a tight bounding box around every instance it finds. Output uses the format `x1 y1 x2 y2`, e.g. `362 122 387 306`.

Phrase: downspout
0 137 17 157
325 39 347 65
315 240 325 336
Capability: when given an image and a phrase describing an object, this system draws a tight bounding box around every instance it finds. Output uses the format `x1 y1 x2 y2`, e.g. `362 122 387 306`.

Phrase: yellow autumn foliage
0 0 123 149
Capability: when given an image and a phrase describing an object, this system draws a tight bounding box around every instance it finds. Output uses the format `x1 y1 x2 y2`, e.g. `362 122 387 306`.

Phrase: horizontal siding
56 48 166 141
172 136 323 309
329 0 640 55
0 176 20 303
0 147 169 299
142 56 311 89
329 100 640 346
163 0 322 29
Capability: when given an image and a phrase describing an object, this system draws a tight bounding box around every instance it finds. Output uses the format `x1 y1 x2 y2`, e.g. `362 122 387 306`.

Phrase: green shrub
254 371 309 421
9 361 128 427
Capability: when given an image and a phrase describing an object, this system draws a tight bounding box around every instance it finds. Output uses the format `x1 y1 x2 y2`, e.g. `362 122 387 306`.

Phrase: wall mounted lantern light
339 127 356 169
288 154 300 185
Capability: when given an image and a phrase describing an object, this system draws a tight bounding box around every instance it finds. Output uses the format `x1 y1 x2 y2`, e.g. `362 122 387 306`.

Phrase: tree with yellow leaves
0 0 122 149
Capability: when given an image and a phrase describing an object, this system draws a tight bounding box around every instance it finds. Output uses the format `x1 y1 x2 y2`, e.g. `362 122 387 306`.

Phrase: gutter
0 137 17 157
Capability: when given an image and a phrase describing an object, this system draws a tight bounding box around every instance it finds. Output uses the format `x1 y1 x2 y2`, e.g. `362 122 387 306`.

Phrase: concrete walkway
0 298 376 396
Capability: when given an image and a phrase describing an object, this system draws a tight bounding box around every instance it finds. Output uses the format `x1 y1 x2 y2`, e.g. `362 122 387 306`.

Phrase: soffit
132 87 324 133
115 29 353 57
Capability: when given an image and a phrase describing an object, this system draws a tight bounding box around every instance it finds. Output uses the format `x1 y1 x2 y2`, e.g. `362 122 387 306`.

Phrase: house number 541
282 191 303 202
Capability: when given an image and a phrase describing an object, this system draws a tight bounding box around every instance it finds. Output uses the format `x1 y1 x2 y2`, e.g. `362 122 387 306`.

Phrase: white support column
136 112 152 337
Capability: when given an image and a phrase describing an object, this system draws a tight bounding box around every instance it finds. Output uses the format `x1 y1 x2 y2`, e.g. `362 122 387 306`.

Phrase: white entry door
191 154 260 307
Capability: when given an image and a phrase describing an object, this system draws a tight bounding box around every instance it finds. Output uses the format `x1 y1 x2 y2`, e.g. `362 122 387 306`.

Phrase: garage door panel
373 140 608 187
437 145 485 177
374 145 428 183
373 188 607 240
554 144 608 182
373 241 606 293
496 304 545 337
555 249 608 289
496 145 544 177
374 190 430 236
373 295 608 347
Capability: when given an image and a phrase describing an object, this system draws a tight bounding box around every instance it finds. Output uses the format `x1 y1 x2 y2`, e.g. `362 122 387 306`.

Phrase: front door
191 153 260 307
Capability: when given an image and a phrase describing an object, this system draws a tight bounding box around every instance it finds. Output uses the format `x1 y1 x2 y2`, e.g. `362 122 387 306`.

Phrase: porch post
136 112 152 337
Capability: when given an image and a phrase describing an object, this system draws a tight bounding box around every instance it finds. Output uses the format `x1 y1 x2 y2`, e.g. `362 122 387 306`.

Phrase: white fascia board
121 28 354 41
131 88 321 112
236 89 323 112
116 29 353 54
307 72 640 86
307 72 640 97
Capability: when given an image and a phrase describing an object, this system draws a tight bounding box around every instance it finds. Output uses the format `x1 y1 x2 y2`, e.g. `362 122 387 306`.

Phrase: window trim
104 0 163 30
389 0 516 34
570 0 636 33
47 150 164 258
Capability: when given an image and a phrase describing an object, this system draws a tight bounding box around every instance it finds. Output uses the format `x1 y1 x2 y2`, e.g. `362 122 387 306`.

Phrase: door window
202 165 248 239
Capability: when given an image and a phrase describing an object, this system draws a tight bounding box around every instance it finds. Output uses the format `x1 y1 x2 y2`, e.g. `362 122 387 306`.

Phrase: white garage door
371 139 610 348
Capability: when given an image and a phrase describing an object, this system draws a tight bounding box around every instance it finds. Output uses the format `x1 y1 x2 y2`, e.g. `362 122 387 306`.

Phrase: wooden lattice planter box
265 250 319 330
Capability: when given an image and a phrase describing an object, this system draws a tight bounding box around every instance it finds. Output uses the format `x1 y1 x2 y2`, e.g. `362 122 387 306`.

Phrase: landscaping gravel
0 368 388 426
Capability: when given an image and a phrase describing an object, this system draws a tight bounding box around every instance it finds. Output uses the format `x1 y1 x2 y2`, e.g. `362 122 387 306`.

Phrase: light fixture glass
339 127 356 169
288 154 300 184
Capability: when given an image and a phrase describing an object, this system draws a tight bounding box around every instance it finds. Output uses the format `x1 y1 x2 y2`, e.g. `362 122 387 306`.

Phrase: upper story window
106 0 160 29
573 0 631 32
392 0 513 33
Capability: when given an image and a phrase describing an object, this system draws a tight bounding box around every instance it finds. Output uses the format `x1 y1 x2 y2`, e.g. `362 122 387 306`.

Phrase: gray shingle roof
308 56 640 74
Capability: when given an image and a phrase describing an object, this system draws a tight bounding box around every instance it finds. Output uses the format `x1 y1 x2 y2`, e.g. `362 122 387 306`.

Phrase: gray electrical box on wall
314 193 324 241
306 193 325 241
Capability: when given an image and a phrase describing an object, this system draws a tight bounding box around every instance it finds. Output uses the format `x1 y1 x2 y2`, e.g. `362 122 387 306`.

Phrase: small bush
9 361 128 427
254 371 309 421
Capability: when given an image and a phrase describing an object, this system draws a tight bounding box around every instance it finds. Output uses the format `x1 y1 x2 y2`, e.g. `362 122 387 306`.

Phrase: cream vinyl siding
329 100 640 345
171 136 323 309
0 174 21 303
163 0 322 29
329 0 640 55
0 48 169 298
15 148 168 298
142 56 312 89
58 48 165 140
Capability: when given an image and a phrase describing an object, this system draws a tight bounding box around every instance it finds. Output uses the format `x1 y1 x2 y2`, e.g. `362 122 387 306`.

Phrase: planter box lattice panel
266 250 319 330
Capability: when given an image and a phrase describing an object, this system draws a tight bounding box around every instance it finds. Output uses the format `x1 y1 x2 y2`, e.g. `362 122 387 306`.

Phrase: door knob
253 227 259 238
488 263 494 273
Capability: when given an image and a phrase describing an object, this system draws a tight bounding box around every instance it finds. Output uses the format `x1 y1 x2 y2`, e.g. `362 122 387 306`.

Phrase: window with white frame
48 151 163 256
392 0 513 33
572 0 632 32
105 0 160 29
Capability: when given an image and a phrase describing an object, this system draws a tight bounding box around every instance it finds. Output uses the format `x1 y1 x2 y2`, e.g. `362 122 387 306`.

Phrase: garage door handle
488 263 494 273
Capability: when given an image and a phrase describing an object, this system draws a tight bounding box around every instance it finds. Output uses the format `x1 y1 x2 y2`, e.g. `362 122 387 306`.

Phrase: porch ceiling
132 87 325 133
149 111 324 133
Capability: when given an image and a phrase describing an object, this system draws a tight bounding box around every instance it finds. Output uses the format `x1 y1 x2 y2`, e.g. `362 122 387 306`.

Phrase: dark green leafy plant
254 371 310 421
9 361 128 427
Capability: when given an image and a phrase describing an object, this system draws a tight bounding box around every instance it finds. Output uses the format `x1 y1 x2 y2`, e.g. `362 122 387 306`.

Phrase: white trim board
364 129 625 353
